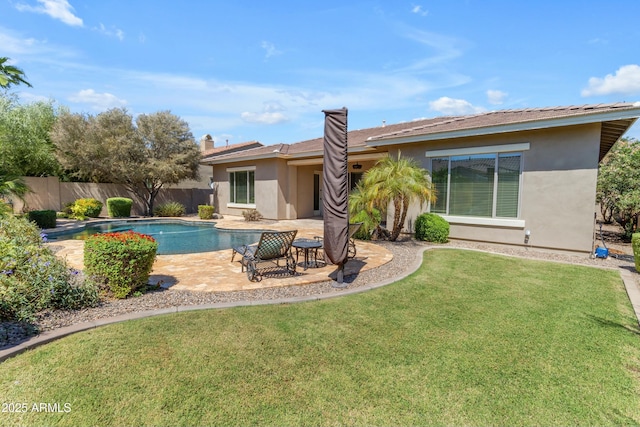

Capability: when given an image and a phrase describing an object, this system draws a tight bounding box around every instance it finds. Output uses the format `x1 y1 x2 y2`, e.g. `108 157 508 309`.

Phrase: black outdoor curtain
322 107 349 267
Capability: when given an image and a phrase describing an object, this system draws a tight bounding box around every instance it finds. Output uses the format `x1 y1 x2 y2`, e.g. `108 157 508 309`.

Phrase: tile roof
366 103 640 142
201 140 263 160
203 103 640 164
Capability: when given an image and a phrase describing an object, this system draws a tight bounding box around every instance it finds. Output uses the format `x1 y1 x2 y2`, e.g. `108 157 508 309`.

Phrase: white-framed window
427 144 527 221
227 167 255 207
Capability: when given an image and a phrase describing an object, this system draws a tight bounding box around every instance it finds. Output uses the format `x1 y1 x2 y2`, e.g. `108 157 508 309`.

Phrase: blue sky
3 0 640 146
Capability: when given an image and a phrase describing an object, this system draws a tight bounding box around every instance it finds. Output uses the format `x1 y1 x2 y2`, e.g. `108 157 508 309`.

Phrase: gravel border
1 238 638 350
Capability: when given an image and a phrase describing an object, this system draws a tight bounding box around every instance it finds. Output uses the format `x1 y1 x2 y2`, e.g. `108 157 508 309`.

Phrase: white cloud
261 41 282 59
429 97 485 115
411 5 428 16
68 89 127 110
0 27 79 58
94 23 125 41
241 111 288 125
0 29 37 56
581 64 640 96
487 89 507 105
16 91 51 103
16 0 83 27
396 28 465 71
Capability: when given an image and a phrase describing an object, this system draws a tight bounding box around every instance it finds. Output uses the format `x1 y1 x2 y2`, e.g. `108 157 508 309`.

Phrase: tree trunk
389 196 407 241
146 186 162 217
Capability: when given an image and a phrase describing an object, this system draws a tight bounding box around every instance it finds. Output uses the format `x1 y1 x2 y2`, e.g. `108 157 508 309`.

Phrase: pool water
47 220 265 255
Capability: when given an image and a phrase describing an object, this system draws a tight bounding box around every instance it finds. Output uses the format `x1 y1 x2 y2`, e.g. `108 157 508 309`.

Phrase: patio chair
310 222 363 262
232 230 298 281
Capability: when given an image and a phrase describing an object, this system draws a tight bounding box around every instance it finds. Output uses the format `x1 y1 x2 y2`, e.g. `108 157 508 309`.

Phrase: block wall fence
11 176 212 216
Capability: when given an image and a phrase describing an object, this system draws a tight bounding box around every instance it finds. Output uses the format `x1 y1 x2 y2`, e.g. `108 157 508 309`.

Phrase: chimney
200 134 214 152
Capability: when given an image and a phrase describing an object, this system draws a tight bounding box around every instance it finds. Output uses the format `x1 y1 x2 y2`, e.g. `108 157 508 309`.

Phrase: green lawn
1 249 639 426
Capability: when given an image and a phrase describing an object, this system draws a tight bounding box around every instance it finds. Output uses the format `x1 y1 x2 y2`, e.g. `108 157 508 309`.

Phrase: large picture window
429 152 522 218
229 169 255 205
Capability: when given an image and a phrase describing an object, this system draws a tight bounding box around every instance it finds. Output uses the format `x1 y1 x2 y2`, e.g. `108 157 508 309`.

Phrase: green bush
107 197 132 218
415 212 450 243
0 201 11 217
198 205 215 220
84 231 158 299
154 201 186 217
351 209 381 240
0 215 99 321
633 233 640 273
242 209 263 221
58 201 75 218
27 209 56 229
70 198 103 220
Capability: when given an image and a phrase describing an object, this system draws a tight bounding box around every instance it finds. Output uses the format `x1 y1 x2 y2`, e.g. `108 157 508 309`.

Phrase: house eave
203 152 288 165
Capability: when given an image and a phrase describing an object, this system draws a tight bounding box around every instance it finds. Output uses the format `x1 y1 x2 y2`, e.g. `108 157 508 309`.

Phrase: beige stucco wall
296 165 321 219
166 164 212 190
388 123 602 253
212 158 288 219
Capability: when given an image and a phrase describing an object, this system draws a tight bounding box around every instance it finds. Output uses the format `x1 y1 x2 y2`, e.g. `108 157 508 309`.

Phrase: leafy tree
51 108 201 215
0 57 32 88
597 138 640 239
0 94 62 176
350 153 435 241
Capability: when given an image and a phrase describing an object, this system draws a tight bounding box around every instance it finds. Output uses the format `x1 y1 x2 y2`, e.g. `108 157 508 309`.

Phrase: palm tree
0 57 32 89
353 153 435 241
0 172 30 214
348 181 383 239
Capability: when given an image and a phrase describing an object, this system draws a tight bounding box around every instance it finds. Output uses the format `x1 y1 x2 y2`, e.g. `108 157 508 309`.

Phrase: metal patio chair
311 222 363 261
232 230 298 282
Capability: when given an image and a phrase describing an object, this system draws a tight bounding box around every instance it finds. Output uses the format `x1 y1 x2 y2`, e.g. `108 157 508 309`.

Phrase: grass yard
1 249 639 426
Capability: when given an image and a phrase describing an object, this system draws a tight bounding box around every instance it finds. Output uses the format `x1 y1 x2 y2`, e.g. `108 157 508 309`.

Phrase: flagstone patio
47 216 393 292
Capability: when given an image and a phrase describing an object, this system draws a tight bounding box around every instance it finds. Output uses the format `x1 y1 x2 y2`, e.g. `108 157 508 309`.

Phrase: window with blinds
229 170 255 204
429 152 521 218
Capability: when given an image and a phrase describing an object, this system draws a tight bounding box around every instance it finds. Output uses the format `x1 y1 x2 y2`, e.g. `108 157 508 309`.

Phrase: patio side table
292 238 322 270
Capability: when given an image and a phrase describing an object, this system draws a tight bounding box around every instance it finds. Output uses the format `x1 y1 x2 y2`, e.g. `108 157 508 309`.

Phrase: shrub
27 209 56 229
84 231 158 299
198 205 215 220
70 198 103 220
58 201 75 218
242 209 263 221
0 201 11 217
0 215 99 321
633 233 640 273
154 201 186 217
415 213 450 243
350 209 381 240
107 197 132 218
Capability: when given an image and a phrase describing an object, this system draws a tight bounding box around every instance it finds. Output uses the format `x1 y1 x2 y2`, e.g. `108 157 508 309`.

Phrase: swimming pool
47 220 266 255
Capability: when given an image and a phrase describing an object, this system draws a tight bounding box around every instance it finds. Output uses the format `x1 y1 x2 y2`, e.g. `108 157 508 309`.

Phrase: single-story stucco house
201 102 640 254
